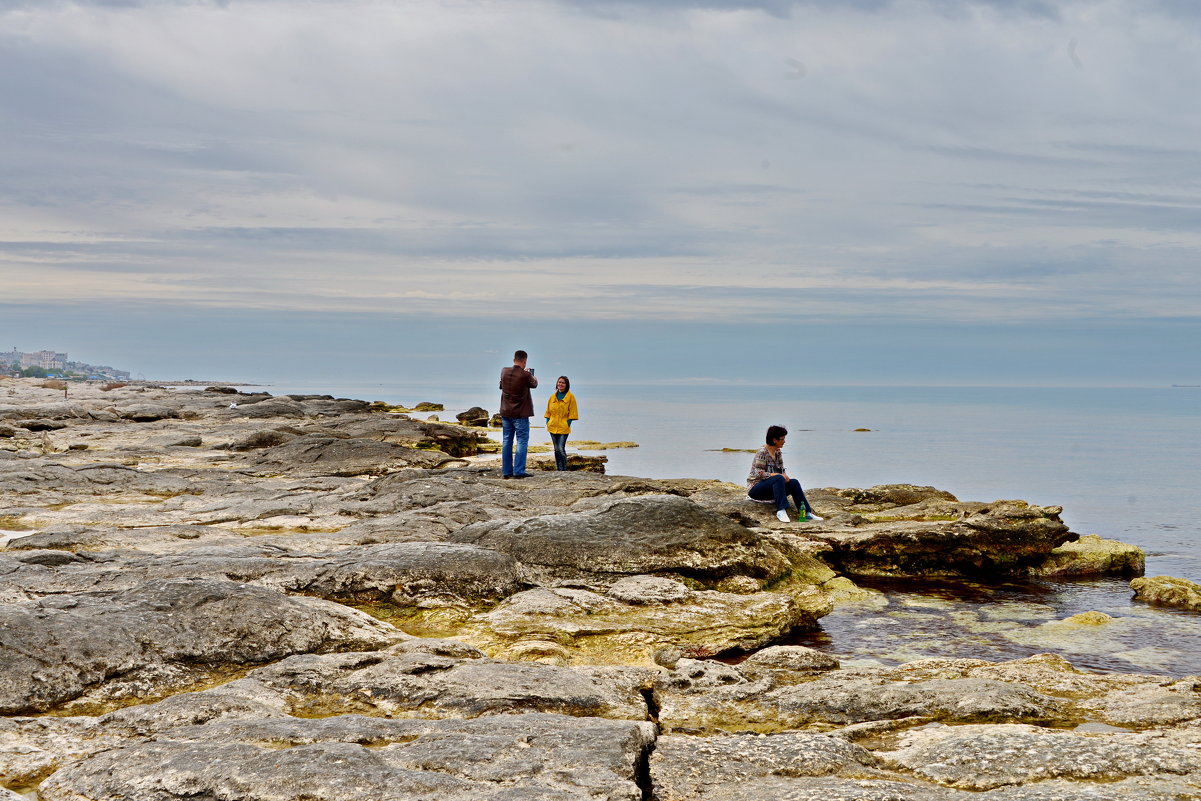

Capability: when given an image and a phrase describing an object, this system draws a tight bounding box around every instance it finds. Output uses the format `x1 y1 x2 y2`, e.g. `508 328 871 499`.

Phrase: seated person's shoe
775 509 791 523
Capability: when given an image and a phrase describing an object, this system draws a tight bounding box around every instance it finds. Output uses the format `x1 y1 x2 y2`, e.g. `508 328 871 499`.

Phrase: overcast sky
2 0 1199 384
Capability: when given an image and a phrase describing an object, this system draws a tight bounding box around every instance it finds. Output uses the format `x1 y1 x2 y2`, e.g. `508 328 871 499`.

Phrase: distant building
4 347 129 379
20 350 68 370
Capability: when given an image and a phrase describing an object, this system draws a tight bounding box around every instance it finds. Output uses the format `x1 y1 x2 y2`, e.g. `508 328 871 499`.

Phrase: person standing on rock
747 425 823 523
544 375 579 471
499 349 539 478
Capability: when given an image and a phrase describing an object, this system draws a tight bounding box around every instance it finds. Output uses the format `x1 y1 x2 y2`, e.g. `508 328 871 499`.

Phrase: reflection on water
790 576 1201 677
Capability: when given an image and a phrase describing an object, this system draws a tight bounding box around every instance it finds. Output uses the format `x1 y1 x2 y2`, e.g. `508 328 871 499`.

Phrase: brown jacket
498 366 538 418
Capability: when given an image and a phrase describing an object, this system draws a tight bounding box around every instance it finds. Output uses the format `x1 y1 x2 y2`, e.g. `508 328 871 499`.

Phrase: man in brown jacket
498 349 539 478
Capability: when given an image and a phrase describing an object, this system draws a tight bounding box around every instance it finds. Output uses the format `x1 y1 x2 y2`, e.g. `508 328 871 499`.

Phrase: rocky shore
2 378 1198 800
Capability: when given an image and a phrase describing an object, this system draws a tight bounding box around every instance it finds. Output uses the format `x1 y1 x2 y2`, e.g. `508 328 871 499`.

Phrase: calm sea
245 380 1201 676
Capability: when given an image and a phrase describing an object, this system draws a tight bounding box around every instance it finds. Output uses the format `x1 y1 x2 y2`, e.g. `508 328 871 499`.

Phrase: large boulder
456 407 490 427
805 500 1073 577
449 494 792 584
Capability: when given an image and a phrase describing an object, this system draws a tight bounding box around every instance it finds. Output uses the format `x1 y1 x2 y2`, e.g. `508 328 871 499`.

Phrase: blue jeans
550 433 569 471
501 416 530 476
748 475 813 514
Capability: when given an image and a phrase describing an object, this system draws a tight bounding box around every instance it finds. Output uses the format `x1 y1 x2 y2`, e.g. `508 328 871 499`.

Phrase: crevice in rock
635 734 658 801
641 687 661 725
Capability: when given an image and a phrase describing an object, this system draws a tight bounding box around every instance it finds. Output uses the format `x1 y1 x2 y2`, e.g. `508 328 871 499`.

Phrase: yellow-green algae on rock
1029 533 1145 578
1131 575 1201 612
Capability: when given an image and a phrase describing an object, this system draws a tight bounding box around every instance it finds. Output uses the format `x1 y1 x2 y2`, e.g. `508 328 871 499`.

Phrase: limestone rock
117 404 178 422
336 416 490 457
228 399 306 418
650 732 878 800
0 542 523 622
1131 575 1201 612
805 500 1073 578
37 713 656 801
16 419 68 431
225 429 299 450
458 581 822 666
877 723 1201 791
821 484 959 512
231 648 655 721
248 434 456 476
456 406 490 427
737 645 840 681
0 578 401 714
1030 534 1145 578
448 494 792 584
656 669 1065 735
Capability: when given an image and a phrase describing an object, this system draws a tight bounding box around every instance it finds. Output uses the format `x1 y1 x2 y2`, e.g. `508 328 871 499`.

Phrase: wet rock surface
1131 575 1201 612
0 379 1188 801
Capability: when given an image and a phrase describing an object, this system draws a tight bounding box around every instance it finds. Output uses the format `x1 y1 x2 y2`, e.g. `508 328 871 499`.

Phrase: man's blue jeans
550 433 569 471
501 416 530 476
748 475 813 514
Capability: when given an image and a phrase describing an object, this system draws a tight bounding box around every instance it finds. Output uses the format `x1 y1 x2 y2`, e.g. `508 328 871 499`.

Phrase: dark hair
556 375 570 391
766 425 788 445
514 350 528 361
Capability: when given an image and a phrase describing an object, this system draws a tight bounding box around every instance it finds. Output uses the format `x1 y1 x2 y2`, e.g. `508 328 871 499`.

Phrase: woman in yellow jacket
544 375 579 471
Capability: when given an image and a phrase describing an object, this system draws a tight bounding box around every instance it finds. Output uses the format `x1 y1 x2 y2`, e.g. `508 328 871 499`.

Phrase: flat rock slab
37 712 656 801
650 775 1201 800
650 732 879 800
448 494 791 583
229 647 655 721
654 652 1201 735
877 723 1201 791
458 578 826 666
0 542 521 611
0 578 401 714
248 434 456 476
657 672 1063 735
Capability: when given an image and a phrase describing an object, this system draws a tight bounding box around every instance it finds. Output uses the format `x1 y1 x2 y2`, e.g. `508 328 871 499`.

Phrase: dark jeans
550 433 569 471
748 475 813 514
501 416 530 476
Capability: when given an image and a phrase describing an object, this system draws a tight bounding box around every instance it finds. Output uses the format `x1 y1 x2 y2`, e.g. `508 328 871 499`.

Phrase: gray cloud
1 0 1199 334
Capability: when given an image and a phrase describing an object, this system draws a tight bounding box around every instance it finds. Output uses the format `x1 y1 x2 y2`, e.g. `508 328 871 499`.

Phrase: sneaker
807 513 824 522
776 509 790 523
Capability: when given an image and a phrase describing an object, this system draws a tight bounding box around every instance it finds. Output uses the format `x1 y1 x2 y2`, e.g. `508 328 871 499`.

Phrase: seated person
747 424 823 523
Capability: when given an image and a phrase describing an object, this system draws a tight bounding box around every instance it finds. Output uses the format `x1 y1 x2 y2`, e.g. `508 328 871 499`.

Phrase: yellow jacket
544 391 579 435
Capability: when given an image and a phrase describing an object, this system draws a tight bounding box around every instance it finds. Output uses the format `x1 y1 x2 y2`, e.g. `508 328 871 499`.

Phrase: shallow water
242 381 1201 676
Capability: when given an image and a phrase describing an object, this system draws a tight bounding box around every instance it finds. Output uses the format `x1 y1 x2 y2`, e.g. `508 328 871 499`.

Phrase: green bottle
798 505 808 521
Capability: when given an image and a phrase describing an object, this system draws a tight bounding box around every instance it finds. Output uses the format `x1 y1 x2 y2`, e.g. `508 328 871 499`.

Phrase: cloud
1 0 1199 336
